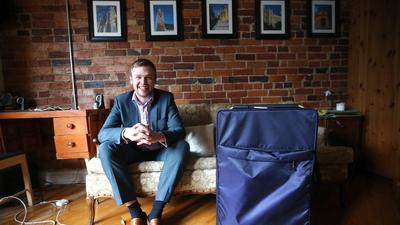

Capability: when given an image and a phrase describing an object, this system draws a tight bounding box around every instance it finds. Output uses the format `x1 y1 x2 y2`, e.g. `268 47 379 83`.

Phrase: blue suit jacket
98 89 186 147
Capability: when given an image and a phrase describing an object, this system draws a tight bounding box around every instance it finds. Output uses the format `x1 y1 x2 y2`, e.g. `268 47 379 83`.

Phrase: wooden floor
1 171 399 225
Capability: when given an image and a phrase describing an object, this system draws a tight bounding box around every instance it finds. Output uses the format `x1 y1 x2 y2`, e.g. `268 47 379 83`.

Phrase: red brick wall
0 0 349 109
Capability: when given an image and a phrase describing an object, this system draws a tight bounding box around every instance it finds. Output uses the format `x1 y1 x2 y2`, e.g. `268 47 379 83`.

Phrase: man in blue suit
98 58 189 225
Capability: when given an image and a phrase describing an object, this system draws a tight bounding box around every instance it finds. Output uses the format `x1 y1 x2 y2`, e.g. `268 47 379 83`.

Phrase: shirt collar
132 91 154 107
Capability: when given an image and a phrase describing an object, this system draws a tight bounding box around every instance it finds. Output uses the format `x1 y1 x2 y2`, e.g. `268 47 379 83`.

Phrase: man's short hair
131 58 157 78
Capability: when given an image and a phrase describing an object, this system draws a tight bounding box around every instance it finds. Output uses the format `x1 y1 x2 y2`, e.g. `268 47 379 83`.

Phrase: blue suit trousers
99 139 189 205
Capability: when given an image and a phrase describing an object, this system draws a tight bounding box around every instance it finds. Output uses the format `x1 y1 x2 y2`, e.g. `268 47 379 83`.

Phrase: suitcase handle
232 104 304 109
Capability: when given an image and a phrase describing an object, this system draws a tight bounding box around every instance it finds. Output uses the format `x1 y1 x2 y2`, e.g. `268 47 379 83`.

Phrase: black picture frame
144 0 183 41
202 0 237 39
255 0 290 39
307 0 339 37
88 0 127 41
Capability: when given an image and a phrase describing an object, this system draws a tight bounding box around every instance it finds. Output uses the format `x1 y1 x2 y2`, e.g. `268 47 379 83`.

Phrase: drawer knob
67 142 76 148
66 123 75 129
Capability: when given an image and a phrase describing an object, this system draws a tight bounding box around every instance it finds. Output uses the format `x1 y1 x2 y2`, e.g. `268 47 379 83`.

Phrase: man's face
130 65 156 100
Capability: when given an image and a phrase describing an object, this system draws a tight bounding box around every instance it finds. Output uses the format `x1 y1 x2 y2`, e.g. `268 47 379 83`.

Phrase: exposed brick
248 90 268 97
0 0 350 111
315 67 329 74
174 63 194 70
307 95 317 101
104 81 127 87
250 76 268 82
161 56 182 63
220 40 240 45
141 49 151 55
308 53 327 60
282 96 294 102
331 67 348 73
204 55 221 61
108 42 130 48
32 75 54 82
55 36 68 42
295 88 314 95
205 92 226 98
278 46 289 52
82 81 104 89
127 49 140 55
226 76 248 83
76 74 94 81
194 47 215 54
176 78 196 84
75 59 92 66
299 68 313 74
105 50 126 56
183 92 205 99
277 53 296 60
236 54 255 60
257 53 276 60
32 29 52 36
49 81 71 90
197 78 214 84
319 39 338 45
182 56 203 62
269 90 288 96
227 91 247 98
51 59 70 66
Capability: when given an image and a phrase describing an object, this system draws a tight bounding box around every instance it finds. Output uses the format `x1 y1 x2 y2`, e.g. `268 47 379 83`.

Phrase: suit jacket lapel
150 90 159 130
128 91 140 125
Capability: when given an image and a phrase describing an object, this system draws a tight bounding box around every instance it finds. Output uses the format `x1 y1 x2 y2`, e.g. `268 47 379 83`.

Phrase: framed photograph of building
88 0 127 41
307 0 339 37
255 0 290 39
144 0 183 41
202 0 237 39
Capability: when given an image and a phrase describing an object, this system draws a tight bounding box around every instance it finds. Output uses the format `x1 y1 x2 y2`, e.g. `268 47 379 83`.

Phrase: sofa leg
87 196 96 225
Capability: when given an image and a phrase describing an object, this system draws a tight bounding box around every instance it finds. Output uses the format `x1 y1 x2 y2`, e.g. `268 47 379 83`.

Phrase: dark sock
148 200 166 220
127 201 144 219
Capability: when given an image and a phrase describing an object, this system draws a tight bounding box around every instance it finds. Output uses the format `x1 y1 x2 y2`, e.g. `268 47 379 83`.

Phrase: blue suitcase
216 105 318 225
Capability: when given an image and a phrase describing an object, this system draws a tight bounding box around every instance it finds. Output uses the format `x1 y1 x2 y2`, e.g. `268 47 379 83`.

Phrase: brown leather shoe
148 218 161 225
131 217 147 225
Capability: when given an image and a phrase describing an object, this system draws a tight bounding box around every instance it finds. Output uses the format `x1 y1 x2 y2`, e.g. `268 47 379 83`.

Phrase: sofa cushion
185 123 215 157
86 157 216 174
210 103 232 123
177 104 211 126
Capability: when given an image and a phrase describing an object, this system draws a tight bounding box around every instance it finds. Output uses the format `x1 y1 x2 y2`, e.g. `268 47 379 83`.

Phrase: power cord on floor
0 195 69 225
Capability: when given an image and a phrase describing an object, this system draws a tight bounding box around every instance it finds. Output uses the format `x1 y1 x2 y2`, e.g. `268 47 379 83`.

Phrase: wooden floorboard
1 171 399 225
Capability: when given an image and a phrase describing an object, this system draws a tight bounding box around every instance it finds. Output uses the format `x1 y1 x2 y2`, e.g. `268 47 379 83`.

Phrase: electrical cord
0 195 68 225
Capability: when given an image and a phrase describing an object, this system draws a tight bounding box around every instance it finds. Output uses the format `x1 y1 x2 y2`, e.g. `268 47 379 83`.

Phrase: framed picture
255 0 290 39
144 0 183 41
88 0 127 41
202 0 237 39
307 0 339 37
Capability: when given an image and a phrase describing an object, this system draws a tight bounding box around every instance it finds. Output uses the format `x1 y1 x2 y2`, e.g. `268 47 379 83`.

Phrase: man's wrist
157 132 167 147
121 128 129 143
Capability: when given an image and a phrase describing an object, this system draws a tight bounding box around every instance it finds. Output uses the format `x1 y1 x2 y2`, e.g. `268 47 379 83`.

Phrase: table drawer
54 135 88 153
54 117 88 135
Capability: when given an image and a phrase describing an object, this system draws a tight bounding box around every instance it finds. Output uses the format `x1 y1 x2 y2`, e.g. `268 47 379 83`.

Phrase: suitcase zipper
291 161 296 169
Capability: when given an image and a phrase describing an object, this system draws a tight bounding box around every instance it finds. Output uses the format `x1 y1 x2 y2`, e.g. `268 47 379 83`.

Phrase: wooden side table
319 111 363 166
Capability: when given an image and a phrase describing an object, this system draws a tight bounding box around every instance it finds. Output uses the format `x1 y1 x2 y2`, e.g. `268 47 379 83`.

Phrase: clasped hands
123 123 165 145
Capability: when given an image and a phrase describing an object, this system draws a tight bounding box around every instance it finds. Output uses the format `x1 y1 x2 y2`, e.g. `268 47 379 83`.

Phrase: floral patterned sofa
84 103 229 225
84 103 354 224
